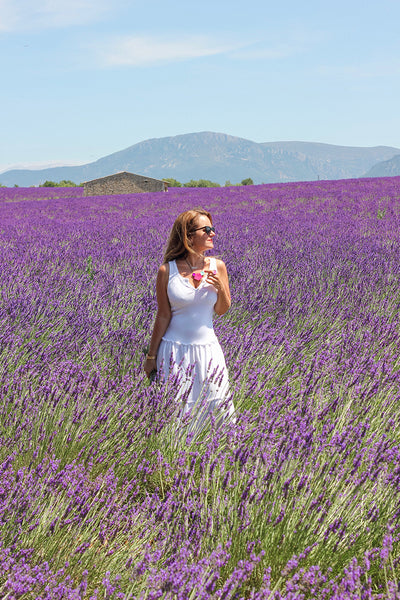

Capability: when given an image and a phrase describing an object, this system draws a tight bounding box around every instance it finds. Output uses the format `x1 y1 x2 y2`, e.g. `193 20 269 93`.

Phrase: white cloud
0 0 112 32
230 43 301 61
227 28 325 61
95 34 242 67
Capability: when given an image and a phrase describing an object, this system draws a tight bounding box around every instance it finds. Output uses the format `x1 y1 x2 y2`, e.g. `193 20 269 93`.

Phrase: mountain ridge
363 153 400 178
1 132 399 187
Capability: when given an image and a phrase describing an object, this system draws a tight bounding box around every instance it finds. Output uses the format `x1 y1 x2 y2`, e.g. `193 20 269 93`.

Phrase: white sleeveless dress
157 257 234 427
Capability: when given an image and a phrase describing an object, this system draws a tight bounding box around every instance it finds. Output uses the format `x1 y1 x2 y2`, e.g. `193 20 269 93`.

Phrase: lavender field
1 178 400 599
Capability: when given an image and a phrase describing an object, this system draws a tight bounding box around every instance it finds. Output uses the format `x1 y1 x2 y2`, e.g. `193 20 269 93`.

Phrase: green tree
241 177 254 186
163 178 182 187
40 181 57 187
183 179 221 188
40 180 77 187
58 180 77 187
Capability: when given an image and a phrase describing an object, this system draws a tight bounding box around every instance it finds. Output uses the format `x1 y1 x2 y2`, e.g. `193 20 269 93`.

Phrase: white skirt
157 338 235 428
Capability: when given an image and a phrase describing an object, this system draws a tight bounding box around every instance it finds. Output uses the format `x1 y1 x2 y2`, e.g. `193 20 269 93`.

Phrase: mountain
362 154 400 178
1 132 399 187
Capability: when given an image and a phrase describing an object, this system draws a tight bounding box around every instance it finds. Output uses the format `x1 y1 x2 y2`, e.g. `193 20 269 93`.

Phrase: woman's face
190 214 215 254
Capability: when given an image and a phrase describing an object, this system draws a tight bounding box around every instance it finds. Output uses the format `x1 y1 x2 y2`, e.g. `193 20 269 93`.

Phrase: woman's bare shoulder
157 262 170 280
158 262 169 273
207 256 225 265
215 257 228 271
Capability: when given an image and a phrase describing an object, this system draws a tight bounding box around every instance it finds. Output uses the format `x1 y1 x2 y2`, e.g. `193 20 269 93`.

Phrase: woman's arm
206 259 231 316
144 263 171 378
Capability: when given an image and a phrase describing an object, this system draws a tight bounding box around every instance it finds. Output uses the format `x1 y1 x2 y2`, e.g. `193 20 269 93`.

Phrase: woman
144 208 234 428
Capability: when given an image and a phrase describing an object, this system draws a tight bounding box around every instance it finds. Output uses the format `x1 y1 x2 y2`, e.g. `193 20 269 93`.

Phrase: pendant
192 270 205 281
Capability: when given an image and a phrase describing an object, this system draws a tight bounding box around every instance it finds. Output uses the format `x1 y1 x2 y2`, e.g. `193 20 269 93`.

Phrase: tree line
40 178 256 188
0 178 255 189
164 178 254 187
39 180 78 187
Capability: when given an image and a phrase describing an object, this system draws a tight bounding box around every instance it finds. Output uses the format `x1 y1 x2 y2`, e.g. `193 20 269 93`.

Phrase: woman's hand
204 269 223 292
144 357 157 379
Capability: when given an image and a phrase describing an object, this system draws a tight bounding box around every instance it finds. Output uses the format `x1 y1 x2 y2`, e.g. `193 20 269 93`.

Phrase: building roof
83 171 168 185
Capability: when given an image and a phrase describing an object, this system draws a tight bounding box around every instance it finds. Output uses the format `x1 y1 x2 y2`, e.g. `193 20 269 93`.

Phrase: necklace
185 257 205 281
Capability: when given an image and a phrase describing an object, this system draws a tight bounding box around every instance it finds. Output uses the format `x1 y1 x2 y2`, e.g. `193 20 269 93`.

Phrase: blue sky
1 0 399 173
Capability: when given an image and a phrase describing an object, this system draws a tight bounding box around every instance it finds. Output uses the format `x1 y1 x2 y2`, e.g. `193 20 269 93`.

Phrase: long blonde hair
164 208 213 262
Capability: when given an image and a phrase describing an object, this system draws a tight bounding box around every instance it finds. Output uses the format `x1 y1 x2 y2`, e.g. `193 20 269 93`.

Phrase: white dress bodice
162 257 218 345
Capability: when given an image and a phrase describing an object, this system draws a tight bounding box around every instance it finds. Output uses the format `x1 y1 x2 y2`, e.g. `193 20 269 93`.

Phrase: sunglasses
193 226 216 235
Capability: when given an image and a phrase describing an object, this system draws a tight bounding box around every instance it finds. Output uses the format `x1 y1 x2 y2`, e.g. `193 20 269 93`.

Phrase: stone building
83 172 168 196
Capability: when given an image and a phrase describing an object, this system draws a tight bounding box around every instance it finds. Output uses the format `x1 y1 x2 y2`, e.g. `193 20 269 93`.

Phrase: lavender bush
1 177 400 599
